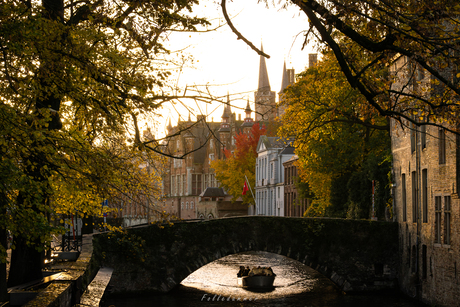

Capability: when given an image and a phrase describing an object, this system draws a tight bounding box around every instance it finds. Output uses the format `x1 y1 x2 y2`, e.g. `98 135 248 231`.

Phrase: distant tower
166 117 173 134
309 53 318 68
254 43 276 122
241 99 254 135
278 61 295 117
218 94 231 151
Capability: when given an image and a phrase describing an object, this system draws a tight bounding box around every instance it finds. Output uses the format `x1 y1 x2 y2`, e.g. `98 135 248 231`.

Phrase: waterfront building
390 55 460 306
283 155 309 217
254 136 295 216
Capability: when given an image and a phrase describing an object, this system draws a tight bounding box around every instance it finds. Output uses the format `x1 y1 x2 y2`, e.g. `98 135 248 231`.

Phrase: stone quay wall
93 216 399 295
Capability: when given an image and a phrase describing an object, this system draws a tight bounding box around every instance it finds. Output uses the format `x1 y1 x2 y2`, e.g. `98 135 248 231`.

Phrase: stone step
76 267 113 307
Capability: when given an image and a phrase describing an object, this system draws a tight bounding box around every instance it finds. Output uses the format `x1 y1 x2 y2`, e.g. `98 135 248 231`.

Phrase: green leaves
0 0 208 266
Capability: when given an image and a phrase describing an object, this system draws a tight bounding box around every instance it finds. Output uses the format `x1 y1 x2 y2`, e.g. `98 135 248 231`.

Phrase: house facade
391 55 460 306
255 136 295 216
283 155 309 217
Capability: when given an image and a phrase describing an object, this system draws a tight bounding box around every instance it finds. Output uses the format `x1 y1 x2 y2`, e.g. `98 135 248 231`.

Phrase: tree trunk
0 226 7 301
7 236 43 288
7 0 64 288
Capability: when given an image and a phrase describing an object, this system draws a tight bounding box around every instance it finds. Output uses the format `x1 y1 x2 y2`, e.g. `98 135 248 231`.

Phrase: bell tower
254 43 276 122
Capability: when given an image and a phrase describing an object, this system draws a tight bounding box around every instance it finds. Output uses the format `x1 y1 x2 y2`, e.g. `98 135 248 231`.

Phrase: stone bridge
93 216 399 294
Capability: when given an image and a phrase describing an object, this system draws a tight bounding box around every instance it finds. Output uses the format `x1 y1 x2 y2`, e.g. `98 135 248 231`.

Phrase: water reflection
101 251 425 307
181 251 340 301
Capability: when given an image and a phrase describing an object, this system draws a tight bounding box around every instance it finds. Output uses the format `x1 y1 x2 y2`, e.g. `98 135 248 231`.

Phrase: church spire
257 43 271 92
279 61 290 94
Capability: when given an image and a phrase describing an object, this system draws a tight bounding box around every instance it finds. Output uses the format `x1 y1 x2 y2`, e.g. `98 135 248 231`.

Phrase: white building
255 136 295 216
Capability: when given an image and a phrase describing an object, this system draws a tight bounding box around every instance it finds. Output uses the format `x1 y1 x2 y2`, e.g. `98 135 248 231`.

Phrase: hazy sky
147 1 316 138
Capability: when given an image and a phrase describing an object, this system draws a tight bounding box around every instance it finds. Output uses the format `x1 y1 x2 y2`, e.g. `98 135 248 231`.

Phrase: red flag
242 181 249 195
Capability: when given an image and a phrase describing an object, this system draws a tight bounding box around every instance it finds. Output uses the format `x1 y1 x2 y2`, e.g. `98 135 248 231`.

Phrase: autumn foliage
279 51 391 219
212 123 266 204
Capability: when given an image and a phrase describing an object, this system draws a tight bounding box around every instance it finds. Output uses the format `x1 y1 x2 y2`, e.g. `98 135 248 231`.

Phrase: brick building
391 55 460 306
283 155 309 217
162 99 254 220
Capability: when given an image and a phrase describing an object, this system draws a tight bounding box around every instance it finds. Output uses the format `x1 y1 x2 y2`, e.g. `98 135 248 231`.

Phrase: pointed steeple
219 94 231 133
226 92 231 114
242 98 254 130
245 99 252 114
258 43 271 92
279 61 290 94
166 117 173 133
221 93 231 119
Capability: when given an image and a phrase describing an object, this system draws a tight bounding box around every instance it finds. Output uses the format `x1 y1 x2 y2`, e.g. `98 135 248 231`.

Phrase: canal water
100 251 426 307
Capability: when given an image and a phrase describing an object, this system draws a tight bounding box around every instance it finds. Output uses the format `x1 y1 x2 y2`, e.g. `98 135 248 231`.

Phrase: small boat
237 266 275 289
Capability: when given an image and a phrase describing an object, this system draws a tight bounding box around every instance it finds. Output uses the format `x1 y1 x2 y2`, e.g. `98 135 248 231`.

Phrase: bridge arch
93 216 398 294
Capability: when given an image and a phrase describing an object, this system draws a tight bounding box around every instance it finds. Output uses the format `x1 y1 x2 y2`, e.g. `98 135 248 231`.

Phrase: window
412 171 417 223
410 122 416 154
422 169 427 223
176 175 180 195
174 158 181 168
210 174 215 187
210 138 214 149
444 196 451 245
402 174 407 222
192 174 202 195
186 202 189 209
209 153 215 162
182 174 186 195
203 174 208 189
421 124 426 149
439 128 446 164
417 65 425 81
191 201 194 209
435 196 442 243
181 202 184 210
422 245 427 279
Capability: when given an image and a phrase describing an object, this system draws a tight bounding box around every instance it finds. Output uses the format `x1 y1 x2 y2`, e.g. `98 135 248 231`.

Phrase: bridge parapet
93 216 398 294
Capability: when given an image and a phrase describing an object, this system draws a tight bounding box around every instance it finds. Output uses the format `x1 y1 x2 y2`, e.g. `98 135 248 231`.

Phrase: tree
211 123 266 204
222 0 460 130
289 0 460 130
279 50 391 218
0 0 209 290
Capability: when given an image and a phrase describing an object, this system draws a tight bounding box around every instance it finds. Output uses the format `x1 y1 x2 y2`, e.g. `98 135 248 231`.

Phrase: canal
100 251 426 306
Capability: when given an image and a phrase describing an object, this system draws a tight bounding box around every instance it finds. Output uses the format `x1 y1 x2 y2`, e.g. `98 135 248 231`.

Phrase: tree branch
221 0 270 59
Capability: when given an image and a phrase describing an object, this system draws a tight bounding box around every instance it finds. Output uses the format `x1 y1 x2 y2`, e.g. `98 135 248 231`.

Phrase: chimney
309 53 317 68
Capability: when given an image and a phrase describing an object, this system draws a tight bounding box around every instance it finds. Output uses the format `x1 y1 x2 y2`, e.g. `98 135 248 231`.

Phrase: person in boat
248 266 275 277
237 266 250 277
